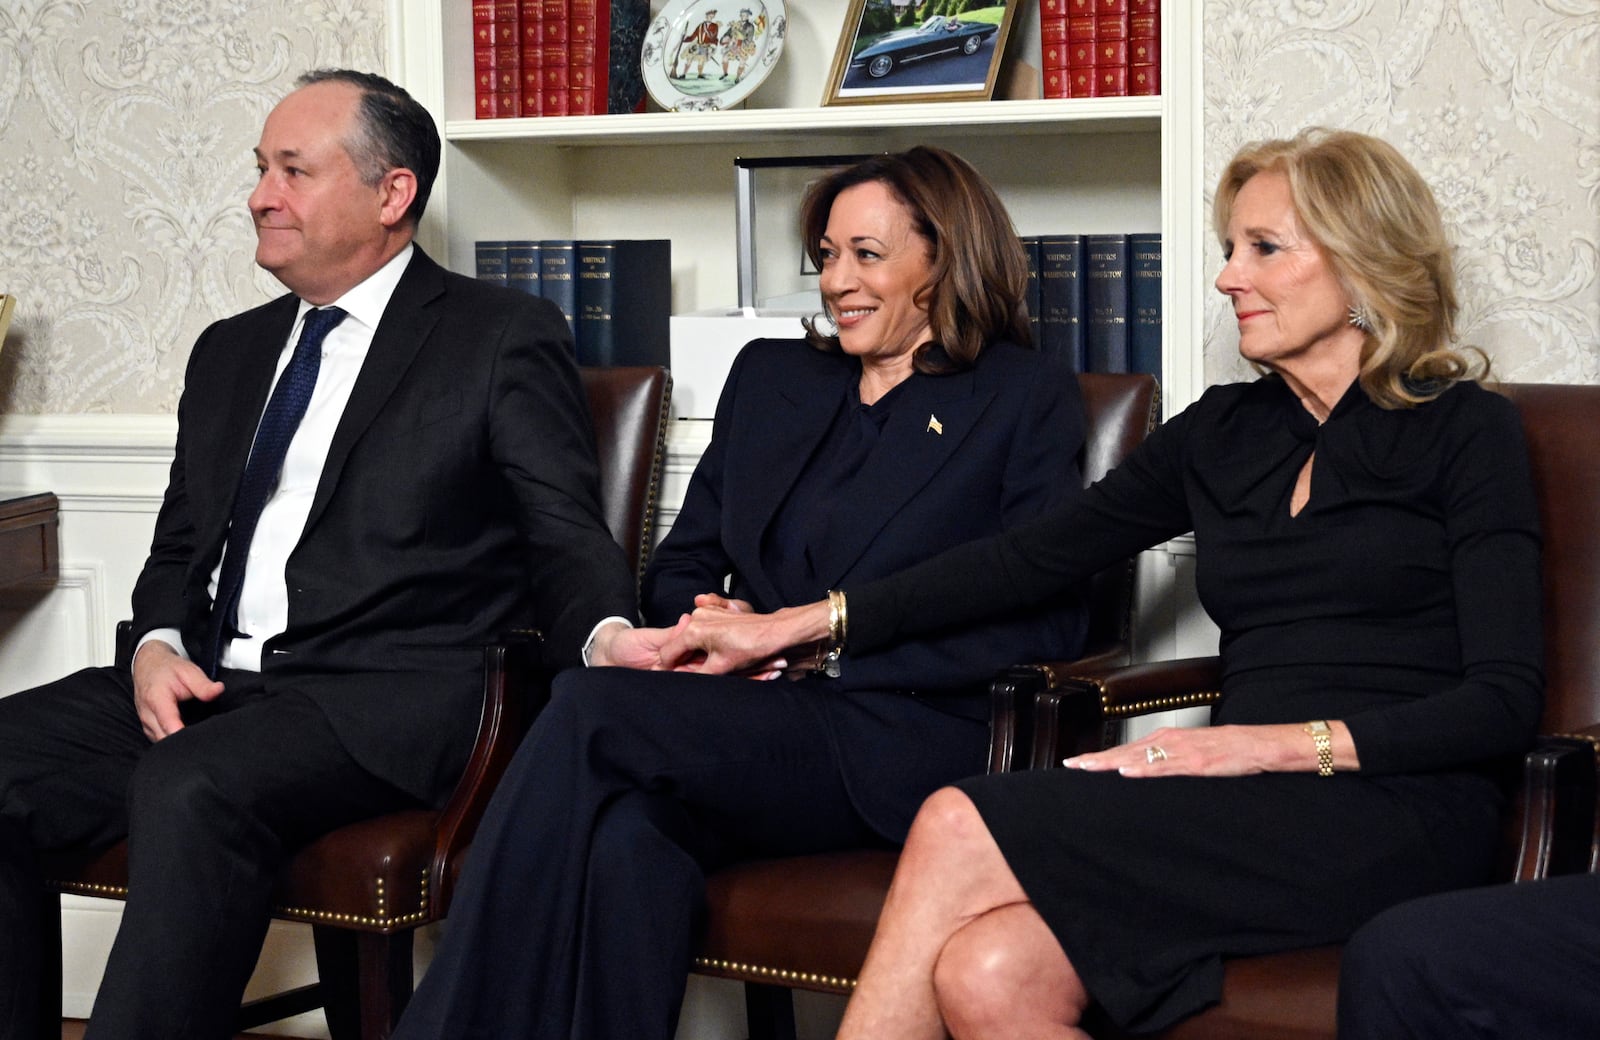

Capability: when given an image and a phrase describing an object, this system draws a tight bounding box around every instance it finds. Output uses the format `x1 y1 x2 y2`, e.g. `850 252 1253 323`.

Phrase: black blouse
849 375 1544 774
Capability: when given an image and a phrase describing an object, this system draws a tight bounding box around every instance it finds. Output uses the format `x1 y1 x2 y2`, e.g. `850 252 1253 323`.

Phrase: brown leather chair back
1074 373 1161 668
580 365 672 582
1499 383 1600 734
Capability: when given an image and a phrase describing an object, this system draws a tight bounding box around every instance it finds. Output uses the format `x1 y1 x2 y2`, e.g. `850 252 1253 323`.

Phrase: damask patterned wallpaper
0 0 386 413
1203 0 1599 386
0 0 1595 412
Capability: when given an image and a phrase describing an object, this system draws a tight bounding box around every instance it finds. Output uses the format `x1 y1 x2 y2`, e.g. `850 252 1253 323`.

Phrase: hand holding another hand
656 599 832 679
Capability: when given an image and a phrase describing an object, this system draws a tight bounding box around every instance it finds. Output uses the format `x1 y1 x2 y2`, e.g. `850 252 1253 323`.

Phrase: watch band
1305 719 1334 777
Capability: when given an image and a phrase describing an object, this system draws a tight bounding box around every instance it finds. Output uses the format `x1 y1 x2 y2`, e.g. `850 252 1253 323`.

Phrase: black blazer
644 338 1088 835
130 248 639 804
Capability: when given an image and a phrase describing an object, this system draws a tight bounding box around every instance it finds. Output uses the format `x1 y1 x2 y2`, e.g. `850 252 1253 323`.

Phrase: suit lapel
813 367 995 585
303 250 443 534
722 359 854 605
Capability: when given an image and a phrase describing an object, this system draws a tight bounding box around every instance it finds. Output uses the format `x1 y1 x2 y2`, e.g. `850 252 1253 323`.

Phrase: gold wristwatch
1305 720 1333 777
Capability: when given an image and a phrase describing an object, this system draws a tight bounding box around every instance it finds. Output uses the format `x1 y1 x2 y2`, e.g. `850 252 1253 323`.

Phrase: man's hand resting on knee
131 641 224 742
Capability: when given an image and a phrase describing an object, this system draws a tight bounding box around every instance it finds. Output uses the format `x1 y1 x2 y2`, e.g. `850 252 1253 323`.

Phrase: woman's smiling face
818 179 934 365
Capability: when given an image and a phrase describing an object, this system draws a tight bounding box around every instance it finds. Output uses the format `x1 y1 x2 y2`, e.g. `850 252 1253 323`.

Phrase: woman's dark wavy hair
797 146 1032 373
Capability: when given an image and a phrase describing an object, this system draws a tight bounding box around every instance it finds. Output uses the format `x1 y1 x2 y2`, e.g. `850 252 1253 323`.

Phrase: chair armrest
1511 730 1599 880
429 629 556 911
1015 656 1223 769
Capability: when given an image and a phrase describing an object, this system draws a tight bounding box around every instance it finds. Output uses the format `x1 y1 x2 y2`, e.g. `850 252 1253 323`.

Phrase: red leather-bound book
1065 2 1096 97
473 1 522 118
542 0 570 115
520 0 544 115
569 0 607 115
1040 0 1069 98
1094 0 1128 96
1129 0 1159 96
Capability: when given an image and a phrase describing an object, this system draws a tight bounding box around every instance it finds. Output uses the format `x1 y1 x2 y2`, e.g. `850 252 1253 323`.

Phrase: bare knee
933 906 1087 1039
904 786 990 856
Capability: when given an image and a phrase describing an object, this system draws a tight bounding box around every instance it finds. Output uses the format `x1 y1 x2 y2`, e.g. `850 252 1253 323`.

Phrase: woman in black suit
393 146 1090 1040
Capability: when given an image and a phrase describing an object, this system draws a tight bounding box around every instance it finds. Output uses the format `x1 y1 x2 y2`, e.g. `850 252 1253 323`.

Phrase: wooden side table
0 492 60 587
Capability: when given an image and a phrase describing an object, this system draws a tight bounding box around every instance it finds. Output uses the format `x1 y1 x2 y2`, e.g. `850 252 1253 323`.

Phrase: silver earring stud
1348 306 1373 333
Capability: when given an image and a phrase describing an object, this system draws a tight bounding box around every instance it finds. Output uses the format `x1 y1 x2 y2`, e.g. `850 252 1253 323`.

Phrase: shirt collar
294 243 414 333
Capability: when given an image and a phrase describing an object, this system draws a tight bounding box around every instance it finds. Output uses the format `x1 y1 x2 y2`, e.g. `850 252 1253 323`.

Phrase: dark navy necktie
202 305 347 677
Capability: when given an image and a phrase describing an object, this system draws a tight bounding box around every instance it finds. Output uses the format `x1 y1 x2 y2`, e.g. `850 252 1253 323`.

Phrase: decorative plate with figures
641 0 786 112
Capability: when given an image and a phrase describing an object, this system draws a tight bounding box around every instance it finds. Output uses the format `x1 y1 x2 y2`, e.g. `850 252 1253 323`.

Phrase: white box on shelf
669 309 810 418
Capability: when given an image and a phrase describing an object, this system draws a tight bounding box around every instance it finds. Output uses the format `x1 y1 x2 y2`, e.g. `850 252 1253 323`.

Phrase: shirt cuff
134 628 190 663
582 616 634 667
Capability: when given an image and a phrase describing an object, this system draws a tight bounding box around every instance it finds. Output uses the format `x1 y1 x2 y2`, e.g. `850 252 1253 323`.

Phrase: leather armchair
1011 381 1600 1039
38 365 672 1040
691 372 1161 1040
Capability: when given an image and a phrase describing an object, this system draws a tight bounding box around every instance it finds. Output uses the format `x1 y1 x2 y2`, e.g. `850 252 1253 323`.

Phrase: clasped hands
589 594 829 679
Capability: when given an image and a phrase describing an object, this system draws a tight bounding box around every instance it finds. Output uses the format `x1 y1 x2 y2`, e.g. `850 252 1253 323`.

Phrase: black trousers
391 668 964 1040
1337 873 1600 1039
0 664 414 1040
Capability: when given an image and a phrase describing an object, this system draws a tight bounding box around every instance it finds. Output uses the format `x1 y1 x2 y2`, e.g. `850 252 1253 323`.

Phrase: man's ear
378 168 419 229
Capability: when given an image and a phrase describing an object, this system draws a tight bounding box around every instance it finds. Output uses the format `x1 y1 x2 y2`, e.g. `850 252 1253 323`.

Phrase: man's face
249 81 394 304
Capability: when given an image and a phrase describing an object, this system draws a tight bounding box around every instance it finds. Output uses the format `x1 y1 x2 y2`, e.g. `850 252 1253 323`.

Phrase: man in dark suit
0 69 650 1040
1338 874 1600 1038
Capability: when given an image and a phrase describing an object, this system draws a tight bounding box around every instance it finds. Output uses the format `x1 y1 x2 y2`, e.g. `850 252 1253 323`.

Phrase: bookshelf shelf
443 97 1161 147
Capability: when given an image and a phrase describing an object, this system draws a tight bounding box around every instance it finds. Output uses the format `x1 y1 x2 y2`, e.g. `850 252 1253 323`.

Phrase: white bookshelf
386 0 1205 411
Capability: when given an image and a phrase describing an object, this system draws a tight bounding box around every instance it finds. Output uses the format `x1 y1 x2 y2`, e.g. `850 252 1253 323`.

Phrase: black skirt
958 724 1502 1032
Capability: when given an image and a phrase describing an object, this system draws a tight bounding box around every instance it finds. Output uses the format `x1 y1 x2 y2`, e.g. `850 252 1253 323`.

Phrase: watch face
1305 720 1331 734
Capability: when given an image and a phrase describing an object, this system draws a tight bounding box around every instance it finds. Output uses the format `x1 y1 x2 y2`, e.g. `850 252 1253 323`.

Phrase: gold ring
1146 745 1168 764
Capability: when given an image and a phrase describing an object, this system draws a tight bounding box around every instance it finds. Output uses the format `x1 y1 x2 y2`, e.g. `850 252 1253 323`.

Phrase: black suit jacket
644 338 1088 835
130 248 638 804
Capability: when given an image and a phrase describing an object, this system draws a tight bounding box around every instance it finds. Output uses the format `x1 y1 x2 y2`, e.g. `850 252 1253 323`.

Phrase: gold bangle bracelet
819 589 847 678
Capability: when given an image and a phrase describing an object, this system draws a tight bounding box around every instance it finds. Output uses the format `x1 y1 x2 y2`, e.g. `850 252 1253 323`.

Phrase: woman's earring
1347 305 1374 333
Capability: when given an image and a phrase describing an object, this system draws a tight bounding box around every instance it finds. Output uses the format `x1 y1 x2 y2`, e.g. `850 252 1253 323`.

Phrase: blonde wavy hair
1214 128 1488 408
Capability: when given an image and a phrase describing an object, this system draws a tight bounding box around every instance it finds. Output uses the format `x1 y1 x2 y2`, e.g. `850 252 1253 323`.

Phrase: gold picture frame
0 294 15 351
823 1 1019 107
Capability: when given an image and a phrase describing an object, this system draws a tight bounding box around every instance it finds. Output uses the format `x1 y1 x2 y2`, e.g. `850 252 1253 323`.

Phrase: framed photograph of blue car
823 0 1018 106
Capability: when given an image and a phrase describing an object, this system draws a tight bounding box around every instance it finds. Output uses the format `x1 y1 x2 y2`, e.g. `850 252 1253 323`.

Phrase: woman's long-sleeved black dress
848 374 1545 1033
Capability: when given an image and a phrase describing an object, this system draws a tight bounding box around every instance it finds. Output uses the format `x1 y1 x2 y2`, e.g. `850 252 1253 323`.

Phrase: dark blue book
506 241 542 296
538 240 578 340
1020 235 1042 348
1038 234 1085 372
1084 233 1129 373
474 240 510 286
607 0 650 113
1128 232 1162 378
576 239 671 367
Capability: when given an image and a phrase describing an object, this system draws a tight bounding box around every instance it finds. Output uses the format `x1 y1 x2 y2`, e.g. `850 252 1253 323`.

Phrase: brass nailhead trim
272 870 430 929
691 956 857 990
55 869 434 931
56 881 129 898
1556 731 1600 752
1101 689 1221 718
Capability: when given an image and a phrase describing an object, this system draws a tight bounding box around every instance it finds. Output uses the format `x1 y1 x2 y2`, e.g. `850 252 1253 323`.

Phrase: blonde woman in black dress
660 128 1543 1037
